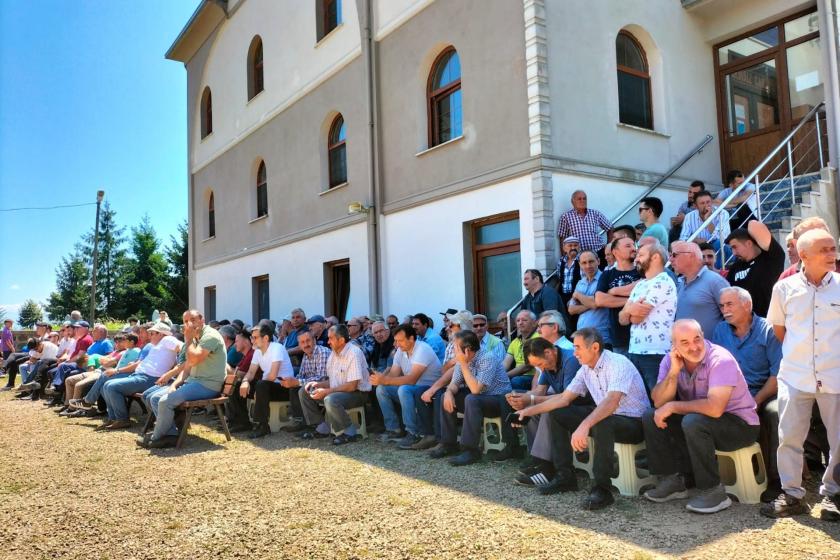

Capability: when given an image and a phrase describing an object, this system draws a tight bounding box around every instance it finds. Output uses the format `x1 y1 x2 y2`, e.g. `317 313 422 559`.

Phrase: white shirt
627 271 677 355
393 340 442 386
567 350 650 417
33 341 59 361
327 343 371 391
136 335 182 378
767 271 840 394
56 337 74 357
680 208 731 243
252 342 294 381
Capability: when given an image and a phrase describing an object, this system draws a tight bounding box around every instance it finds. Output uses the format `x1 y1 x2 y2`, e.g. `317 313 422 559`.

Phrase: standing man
284 308 307 365
638 197 669 248
726 220 785 317
521 269 563 319
670 241 729 338
0 318 14 370
714 170 757 231
619 242 677 393
595 237 641 355
762 229 840 520
556 190 613 257
568 250 611 347
556 237 582 326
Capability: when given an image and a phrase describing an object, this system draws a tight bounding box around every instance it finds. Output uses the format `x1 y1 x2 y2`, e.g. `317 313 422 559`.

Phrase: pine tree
77 201 127 317
45 252 91 322
18 299 44 329
163 220 189 318
119 215 170 318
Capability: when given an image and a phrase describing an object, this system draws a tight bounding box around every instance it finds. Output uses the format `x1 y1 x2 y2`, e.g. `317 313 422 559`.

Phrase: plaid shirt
298 345 331 384
559 256 579 294
556 208 612 252
351 333 375 360
451 347 512 396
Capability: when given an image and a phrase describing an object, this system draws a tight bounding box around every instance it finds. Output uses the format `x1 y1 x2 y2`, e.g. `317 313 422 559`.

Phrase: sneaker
16 381 39 392
397 434 422 450
409 435 438 450
428 443 459 459
378 430 404 444
760 492 809 519
582 485 615 511
644 474 688 503
515 462 556 487
819 495 840 522
537 471 578 495
68 399 91 410
686 484 732 514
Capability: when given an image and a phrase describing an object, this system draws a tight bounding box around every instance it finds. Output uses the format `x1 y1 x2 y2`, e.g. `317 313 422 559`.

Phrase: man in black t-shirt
594 237 641 354
726 220 785 317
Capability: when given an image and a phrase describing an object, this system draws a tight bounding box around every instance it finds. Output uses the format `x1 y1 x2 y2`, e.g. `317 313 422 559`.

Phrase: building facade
167 0 840 325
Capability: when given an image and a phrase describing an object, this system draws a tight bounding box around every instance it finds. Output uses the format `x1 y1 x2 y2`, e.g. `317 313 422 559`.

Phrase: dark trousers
439 389 513 450
227 379 256 427
253 379 290 425
642 410 760 490
628 353 664 396
411 386 440 436
549 405 644 488
3 352 29 387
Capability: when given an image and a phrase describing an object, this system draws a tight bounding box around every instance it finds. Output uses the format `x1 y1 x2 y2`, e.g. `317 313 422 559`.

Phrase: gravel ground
1 389 839 560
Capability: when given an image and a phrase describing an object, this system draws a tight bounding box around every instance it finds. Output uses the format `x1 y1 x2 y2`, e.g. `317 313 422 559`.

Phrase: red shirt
74 334 94 355
236 348 255 373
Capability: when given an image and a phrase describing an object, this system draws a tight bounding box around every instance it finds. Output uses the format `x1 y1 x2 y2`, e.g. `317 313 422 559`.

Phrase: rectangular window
256 183 268 217
204 286 217 322
317 0 342 41
252 275 270 325
471 212 521 322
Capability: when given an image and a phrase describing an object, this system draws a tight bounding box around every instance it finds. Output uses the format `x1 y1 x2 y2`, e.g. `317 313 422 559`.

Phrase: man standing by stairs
726 220 785 317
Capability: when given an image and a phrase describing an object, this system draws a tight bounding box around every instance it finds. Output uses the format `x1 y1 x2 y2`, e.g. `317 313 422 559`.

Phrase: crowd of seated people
1 185 839 522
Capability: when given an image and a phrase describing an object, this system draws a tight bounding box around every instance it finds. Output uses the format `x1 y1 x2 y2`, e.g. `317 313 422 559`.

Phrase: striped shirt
298 345 331 384
679 208 731 243
326 343 371 391
556 208 612 252
567 350 650 418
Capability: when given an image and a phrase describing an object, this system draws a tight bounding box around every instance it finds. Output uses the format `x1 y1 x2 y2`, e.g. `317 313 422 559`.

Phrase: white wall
689 0 814 43
194 222 370 322
373 0 434 39
191 0 362 172
380 174 534 320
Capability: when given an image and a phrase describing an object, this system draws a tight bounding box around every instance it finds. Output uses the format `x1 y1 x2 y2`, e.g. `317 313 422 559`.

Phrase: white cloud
9 284 20 290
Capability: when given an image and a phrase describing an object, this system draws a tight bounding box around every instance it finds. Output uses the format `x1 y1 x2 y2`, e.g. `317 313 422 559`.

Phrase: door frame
470 211 520 318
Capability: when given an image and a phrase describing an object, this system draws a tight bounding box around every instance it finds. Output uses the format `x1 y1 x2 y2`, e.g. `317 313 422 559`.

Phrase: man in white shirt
12 337 60 398
241 322 295 439
299 325 371 445
762 229 840 521
100 322 182 430
371 324 442 449
619 241 677 393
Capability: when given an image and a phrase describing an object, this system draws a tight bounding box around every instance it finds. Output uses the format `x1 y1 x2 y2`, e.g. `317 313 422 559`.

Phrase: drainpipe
820 0 840 220
361 0 382 314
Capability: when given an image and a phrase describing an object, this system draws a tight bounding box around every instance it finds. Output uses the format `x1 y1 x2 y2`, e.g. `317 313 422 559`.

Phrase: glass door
472 212 521 322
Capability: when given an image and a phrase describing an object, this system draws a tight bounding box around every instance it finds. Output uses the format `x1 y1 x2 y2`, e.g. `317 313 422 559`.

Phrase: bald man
642 319 759 514
763 229 840 521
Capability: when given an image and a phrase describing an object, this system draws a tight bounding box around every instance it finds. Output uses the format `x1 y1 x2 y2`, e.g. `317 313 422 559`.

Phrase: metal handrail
504 133 714 340
685 101 825 245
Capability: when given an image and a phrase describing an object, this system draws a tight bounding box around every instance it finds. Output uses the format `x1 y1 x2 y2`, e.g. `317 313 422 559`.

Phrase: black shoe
491 445 521 463
449 449 481 467
229 423 252 434
582 485 614 510
283 421 307 433
820 495 840 522
248 424 271 439
515 462 556 487
332 433 361 446
518 457 541 474
760 493 809 518
15 392 32 400
136 434 152 448
760 480 783 503
538 472 578 495
428 443 459 459
148 435 179 449
299 430 331 440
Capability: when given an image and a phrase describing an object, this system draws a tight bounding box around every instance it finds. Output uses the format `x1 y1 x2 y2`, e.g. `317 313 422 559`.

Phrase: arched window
616 31 652 129
256 161 268 217
201 87 213 138
428 48 462 147
247 36 264 101
328 115 347 188
208 192 216 238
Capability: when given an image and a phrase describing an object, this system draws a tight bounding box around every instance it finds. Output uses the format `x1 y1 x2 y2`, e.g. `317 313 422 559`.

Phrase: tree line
16 202 188 328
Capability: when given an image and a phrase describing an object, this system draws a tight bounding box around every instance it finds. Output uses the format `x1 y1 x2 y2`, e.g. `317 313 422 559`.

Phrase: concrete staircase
761 167 839 246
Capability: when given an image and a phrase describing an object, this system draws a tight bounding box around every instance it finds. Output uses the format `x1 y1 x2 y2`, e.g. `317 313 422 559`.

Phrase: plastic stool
345 406 368 439
573 437 595 478
715 443 767 504
611 442 655 496
482 417 506 453
268 401 293 432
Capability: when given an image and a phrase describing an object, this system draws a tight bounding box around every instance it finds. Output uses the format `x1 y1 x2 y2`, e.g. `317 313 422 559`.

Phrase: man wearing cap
557 190 612 255
556 237 582 329
46 321 94 405
306 315 330 347
99 322 182 430
8 336 60 397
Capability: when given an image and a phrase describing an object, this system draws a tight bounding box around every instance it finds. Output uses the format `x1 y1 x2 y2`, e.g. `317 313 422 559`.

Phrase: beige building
167 0 840 325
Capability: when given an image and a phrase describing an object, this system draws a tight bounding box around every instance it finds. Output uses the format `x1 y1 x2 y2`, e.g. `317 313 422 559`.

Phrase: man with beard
595 237 641 356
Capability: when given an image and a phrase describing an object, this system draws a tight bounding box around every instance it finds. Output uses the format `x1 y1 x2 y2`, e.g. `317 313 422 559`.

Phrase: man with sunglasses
638 197 669 248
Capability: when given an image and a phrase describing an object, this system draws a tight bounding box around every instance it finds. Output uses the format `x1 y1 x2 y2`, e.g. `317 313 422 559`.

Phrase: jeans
380 384 434 436
52 362 82 388
628 353 664 395
439 389 513 450
549 406 644 488
777 380 840 499
85 372 130 405
510 375 533 391
143 384 170 415
299 389 368 436
102 373 157 421
642 410 759 490
375 385 402 432
151 381 219 440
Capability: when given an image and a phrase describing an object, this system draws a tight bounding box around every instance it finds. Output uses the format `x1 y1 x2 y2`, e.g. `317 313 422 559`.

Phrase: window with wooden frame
207 192 216 238
256 160 268 218
328 114 347 188
428 47 462 147
204 286 217 322
317 0 342 41
247 35 264 101
201 87 213 138
616 31 653 129
471 212 521 321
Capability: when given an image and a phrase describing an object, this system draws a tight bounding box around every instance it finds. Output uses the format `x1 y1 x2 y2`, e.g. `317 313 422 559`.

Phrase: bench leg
175 408 193 449
142 411 154 434
216 404 232 442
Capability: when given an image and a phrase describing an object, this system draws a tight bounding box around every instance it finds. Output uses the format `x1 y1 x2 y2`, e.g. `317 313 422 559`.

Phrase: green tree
45 252 91 322
18 299 44 329
163 220 189 318
119 215 170 318
77 201 128 317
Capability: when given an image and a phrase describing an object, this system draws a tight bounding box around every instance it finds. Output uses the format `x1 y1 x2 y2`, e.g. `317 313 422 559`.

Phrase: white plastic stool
482 417 506 453
573 437 595 478
611 442 655 496
268 401 293 433
715 443 767 504
345 406 368 439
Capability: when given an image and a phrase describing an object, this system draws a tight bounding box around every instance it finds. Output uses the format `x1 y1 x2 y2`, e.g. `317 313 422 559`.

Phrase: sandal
300 430 330 440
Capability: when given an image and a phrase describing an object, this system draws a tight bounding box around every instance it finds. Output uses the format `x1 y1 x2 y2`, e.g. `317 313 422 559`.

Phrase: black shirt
371 337 395 372
728 237 785 317
522 284 562 315
595 266 642 349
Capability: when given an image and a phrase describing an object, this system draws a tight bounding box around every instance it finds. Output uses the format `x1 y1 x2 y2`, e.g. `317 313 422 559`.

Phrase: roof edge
165 0 228 63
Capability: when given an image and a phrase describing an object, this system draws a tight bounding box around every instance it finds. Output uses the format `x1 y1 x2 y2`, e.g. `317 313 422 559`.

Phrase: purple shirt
0 327 13 352
657 340 759 426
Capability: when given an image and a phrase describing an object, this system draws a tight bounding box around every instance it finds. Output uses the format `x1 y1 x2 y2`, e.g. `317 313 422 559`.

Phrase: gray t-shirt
675 267 729 338
393 340 442 386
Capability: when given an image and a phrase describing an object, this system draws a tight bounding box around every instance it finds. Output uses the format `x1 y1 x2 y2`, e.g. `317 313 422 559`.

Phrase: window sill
247 90 265 105
616 122 670 138
320 182 349 196
415 135 465 157
315 22 344 47
202 235 216 243
249 214 268 224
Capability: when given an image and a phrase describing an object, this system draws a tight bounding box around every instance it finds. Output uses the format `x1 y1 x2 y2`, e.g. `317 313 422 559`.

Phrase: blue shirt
419 330 446 363
87 338 114 356
138 342 153 360
675 266 729 338
710 314 782 396
284 327 304 350
226 345 243 368
573 270 611 344
537 347 580 394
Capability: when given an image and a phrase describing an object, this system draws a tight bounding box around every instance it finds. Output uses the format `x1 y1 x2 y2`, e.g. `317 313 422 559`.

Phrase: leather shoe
428 443 458 459
248 424 271 439
582 485 614 510
449 449 481 467
148 436 178 449
538 472 578 495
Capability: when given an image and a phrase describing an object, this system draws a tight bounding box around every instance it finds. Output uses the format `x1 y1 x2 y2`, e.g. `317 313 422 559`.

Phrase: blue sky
0 0 198 323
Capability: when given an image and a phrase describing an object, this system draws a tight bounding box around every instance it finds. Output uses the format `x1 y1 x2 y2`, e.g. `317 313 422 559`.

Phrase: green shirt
189 326 226 392
507 332 540 376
